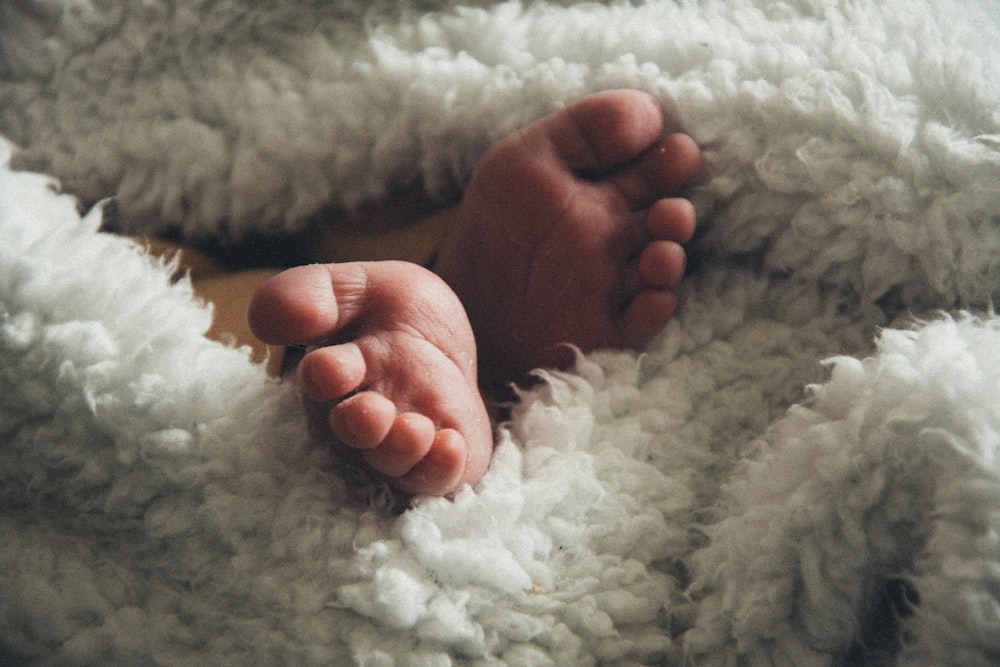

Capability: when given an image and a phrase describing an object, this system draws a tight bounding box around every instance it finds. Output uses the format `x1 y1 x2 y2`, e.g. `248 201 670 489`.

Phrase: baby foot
248 261 493 496
434 89 702 392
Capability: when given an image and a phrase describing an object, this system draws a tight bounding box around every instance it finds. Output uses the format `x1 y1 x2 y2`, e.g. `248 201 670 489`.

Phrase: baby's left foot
248 261 493 496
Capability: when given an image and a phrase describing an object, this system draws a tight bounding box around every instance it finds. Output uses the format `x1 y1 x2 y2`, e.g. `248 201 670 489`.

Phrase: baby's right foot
434 90 701 392
248 261 493 497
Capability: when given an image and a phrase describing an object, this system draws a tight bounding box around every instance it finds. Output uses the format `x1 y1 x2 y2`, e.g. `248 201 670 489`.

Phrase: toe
546 89 666 171
299 342 367 402
647 198 697 244
638 241 687 289
621 289 677 347
329 391 397 449
248 262 386 346
363 412 436 478
247 264 347 345
397 428 470 496
606 134 703 209
656 133 703 190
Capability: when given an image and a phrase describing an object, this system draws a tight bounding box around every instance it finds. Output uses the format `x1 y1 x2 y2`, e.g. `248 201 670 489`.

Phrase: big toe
247 264 342 345
543 89 668 171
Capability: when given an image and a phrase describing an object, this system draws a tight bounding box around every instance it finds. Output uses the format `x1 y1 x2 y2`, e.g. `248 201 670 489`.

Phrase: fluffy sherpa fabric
2 1 1000 665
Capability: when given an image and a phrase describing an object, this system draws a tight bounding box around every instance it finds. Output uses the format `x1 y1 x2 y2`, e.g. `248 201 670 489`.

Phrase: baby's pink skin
434 89 701 393
248 90 701 496
249 260 492 496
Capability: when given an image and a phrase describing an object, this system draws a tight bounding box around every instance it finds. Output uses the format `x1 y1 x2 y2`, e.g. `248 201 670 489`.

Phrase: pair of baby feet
248 90 702 496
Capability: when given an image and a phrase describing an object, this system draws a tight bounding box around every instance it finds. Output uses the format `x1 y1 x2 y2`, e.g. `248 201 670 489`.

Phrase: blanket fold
3 1 1000 664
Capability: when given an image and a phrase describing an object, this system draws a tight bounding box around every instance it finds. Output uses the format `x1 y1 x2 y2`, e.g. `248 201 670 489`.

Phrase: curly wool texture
0 134 864 666
2 1 1000 665
2 0 1000 307
0 148 728 664
686 315 1000 665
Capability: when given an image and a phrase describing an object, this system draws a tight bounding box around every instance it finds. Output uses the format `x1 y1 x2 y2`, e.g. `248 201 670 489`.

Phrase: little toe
363 412 436 478
638 241 687 289
647 198 697 244
298 342 367 402
329 391 397 450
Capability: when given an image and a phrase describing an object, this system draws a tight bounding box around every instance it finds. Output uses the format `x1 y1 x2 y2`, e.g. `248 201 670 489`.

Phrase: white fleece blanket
2 1 1000 665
